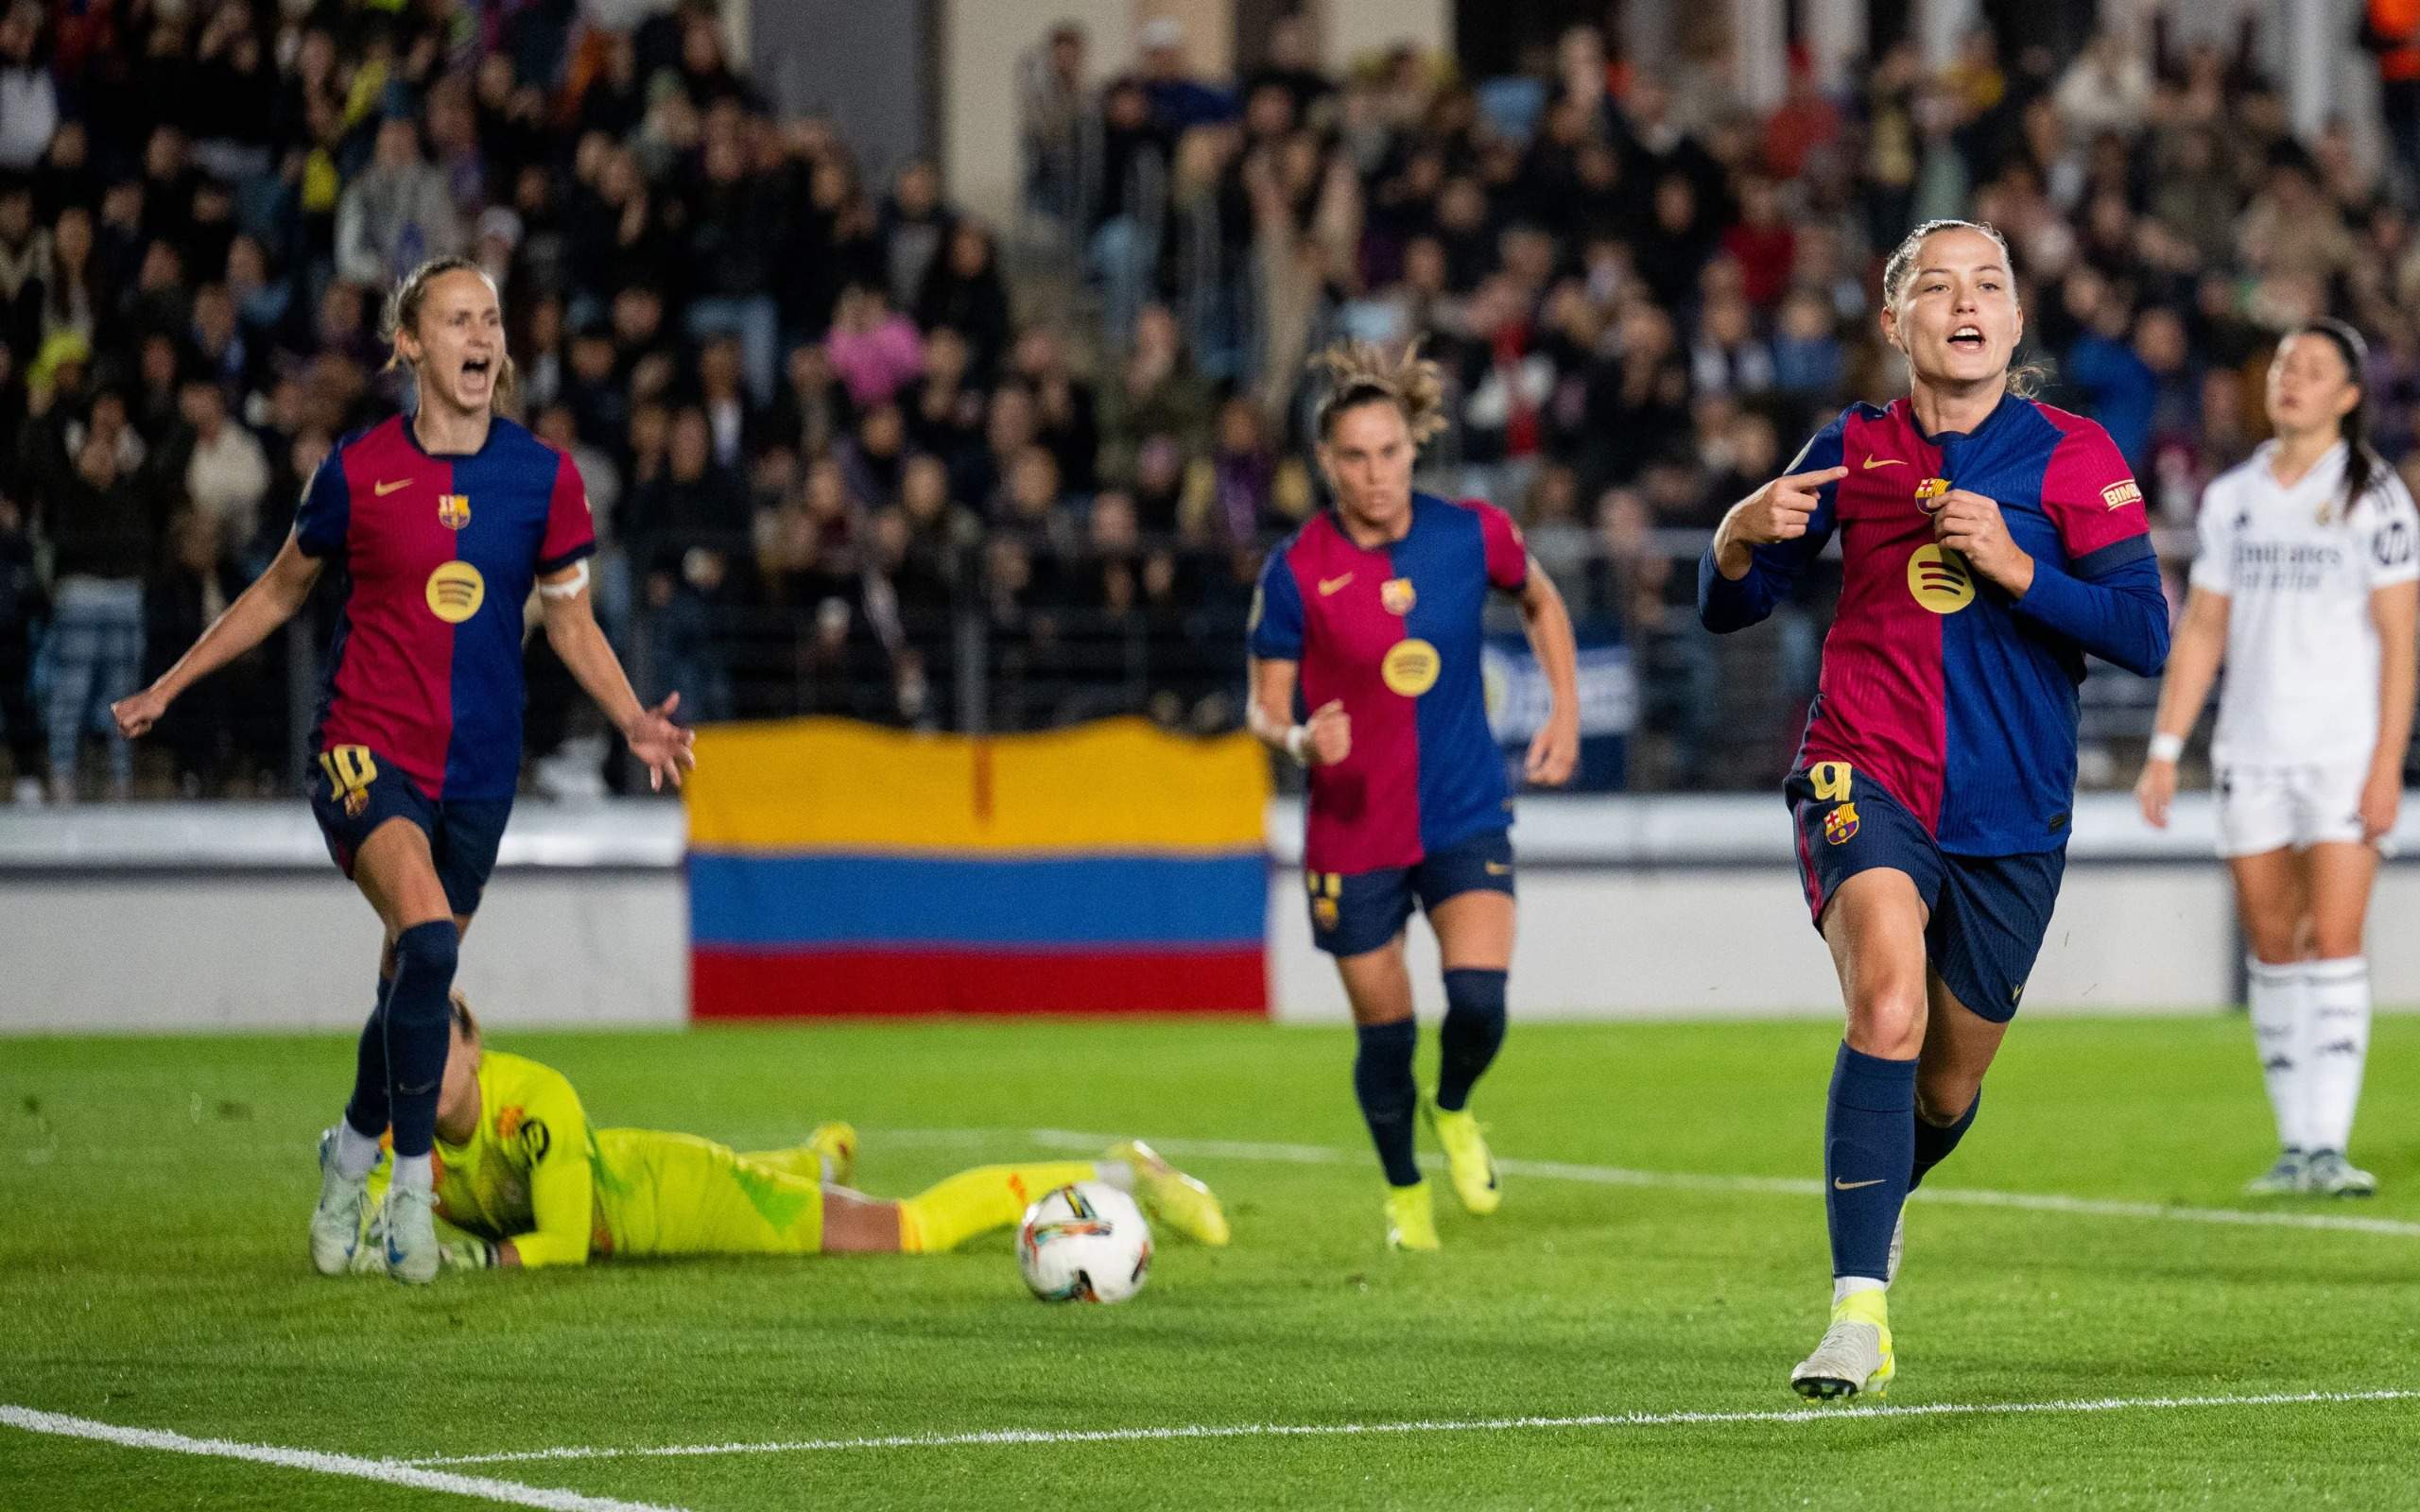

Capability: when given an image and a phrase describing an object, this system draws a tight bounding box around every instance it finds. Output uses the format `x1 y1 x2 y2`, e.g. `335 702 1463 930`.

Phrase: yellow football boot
1384 1180 1440 1251
806 1121 858 1188
1107 1139 1231 1246
1789 1289 1895 1400
1424 1096 1502 1215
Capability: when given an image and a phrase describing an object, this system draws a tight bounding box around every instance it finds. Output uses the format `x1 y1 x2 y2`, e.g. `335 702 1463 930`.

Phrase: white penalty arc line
0 1404 687 1512
861 1126 2420 1241
406 1388 2420 1468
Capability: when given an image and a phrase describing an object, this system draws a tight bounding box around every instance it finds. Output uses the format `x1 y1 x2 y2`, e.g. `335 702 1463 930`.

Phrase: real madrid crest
1914 477 1950 514
1380 576 1416 615
438 493 472 530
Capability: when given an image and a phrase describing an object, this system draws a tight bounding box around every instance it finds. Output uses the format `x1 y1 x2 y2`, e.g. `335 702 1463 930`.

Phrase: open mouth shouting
1946 324 1987 354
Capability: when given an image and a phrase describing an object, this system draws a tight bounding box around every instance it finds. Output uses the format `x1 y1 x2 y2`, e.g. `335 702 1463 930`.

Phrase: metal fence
30 526 2283 802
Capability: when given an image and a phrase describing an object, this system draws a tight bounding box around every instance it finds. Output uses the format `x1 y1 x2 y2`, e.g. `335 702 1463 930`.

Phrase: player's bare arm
537 564 697 791
1247 657 1348 767
1515 555 1580 785
2136 588 2231 830
112 533 325 739
2362 578 2417 841
1712 464 1848 579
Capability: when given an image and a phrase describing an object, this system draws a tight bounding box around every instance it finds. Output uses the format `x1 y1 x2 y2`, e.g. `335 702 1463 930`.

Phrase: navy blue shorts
1787 766 2064 1022
308 744 513 919
1307 829 1514 958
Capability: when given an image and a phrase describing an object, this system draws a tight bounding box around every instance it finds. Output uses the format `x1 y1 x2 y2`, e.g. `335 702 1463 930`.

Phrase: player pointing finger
1717 465 1850 564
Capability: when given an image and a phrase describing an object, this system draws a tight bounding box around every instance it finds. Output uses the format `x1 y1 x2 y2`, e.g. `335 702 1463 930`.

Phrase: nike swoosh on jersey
1861 456 1906 471
374 478 412 495
1318 575 1355 596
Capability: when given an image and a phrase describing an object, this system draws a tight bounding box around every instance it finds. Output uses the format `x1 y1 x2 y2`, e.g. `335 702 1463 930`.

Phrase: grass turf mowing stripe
0 1405 689 1512
404 1388 2420 1467
959 1127 2420 1240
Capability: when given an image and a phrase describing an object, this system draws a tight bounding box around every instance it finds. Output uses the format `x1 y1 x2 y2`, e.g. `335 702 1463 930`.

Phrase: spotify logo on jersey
425 560 488 623
1382 638 1441 696
1906 545 1976 614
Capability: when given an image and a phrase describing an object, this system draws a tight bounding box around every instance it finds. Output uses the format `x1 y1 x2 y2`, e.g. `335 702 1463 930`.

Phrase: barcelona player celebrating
113 257 693 1285
1699 221 2169 1398
341 991 1228 1271
1248 341 1581 1251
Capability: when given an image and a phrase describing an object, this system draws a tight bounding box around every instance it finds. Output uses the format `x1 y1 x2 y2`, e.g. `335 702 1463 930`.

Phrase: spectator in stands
336 115 463 288
825 283 923 411
0 485 41 801
683 122 782 404
41 405 153 800
143 507 271 796
915 221 1011 384
0 3 57 174
163 376 268 564
1019 23 1089 232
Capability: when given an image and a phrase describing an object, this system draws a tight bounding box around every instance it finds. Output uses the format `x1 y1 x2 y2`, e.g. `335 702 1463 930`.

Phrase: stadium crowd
1 2 2414 799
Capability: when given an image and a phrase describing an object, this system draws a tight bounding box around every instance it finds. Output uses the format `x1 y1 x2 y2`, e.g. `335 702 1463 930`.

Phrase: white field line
864 1126 2420 1241
406 1388 2420 1467
0 1404 688 1512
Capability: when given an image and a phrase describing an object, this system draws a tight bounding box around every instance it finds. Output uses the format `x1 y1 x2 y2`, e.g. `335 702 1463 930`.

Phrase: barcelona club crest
1380 576 1416 615
1824 802 1860 846
437 493 472 530
1914 477 1950 514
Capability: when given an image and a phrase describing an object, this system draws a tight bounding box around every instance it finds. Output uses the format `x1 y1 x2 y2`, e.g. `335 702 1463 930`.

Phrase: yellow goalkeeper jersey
369 1050 606 1268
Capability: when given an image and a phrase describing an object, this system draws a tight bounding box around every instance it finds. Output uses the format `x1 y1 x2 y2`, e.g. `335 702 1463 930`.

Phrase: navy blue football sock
341 969 391 1141
1354 1019 1422 1187
1435 969 1508 1112
1909 1090 1979 1193
383 921 459 1160
1824 1043 1917 1280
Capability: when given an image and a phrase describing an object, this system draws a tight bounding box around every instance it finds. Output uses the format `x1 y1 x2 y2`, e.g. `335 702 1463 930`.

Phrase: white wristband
1283 724 1310 765
2148 732 2185 763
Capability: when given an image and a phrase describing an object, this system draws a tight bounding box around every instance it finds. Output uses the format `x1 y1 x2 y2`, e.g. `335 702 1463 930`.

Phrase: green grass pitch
4 1014 2418 1509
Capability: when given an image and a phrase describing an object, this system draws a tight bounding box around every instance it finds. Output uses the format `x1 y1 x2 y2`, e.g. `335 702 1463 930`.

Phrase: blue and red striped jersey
295 414 597 801
1699 394 2169 855
1251 492 1529 874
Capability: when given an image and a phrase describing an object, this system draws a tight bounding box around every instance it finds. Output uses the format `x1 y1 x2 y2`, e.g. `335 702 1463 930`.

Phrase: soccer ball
1016 1181 1152 1304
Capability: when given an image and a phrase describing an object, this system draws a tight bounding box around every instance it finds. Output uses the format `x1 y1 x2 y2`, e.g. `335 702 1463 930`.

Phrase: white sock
392 1153 434 1192
1833 1276 1886 1306
1094 1160 1135 1193
2302 957 2372 1155
333 1123 384 1180
2246 958 2311 1152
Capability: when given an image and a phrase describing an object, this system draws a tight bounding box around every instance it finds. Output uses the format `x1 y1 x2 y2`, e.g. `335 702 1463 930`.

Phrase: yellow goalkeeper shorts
593 1129 825 1258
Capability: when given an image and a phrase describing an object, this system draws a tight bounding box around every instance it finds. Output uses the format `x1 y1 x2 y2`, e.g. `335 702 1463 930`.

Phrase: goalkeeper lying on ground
312 991 1230 1273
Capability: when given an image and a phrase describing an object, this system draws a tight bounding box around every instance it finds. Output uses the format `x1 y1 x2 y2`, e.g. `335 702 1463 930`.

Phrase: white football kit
2190 441 2420 856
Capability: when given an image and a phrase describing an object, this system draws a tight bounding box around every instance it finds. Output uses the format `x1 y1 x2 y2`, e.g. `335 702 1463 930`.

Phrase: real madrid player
1246 340 1581 1251
337 990 1228 1270
2136 319 2418 1198
1698 220 2169 1398
112 257 695 1284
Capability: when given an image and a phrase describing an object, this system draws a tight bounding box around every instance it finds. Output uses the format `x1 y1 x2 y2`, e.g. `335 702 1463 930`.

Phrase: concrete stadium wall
0 804 687 1036
10 793 2420 1034
1263 793 2420 1024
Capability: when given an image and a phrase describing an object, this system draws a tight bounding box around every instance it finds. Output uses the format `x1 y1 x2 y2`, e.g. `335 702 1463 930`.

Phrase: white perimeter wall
1264 794 2420 1023
10 793 2420 1033
0 804 687 1036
